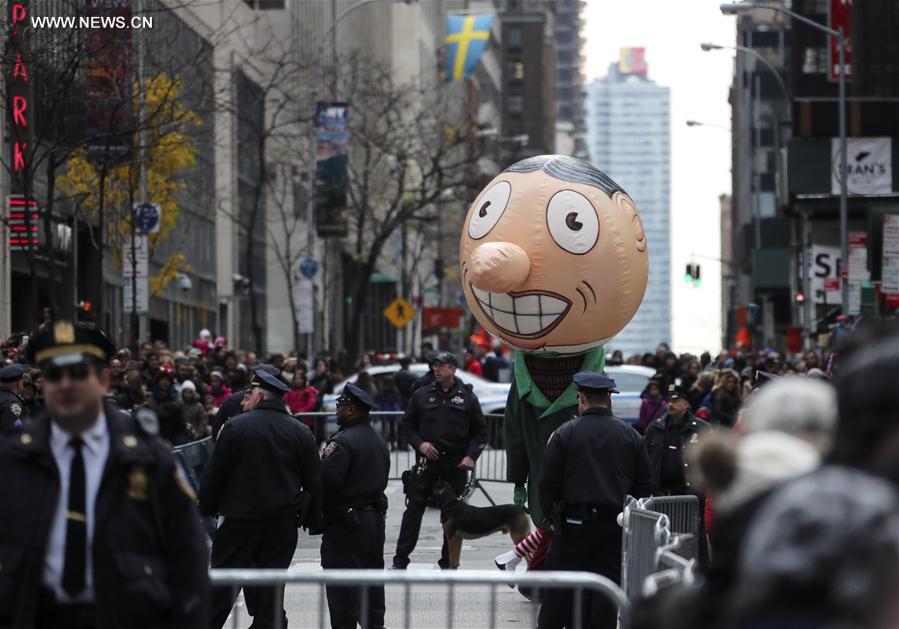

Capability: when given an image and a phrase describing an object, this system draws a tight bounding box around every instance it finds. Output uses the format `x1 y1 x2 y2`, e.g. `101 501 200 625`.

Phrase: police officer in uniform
644 383 711 495
392 351 488 569
0 363 28 433
319 383 390 629
537 372 652 629
0 321 209 628
210 364 283 441
200 366 322 629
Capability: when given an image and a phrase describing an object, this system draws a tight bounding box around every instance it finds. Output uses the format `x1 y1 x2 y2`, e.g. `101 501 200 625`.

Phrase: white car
605 365 657 427
320 364 511 437
322 362 654 427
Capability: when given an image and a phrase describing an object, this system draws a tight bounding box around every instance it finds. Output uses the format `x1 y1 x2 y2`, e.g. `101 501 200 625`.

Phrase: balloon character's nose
467 242 531 293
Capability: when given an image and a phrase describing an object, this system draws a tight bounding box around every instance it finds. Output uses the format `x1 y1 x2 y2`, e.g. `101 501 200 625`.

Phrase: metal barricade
641 495 701 538
642 534 697 598
620 504 670 601
209 568 631 629
294 411 511 505
172 437 216 536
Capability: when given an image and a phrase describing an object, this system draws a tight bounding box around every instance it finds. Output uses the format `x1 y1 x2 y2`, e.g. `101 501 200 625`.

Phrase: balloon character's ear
613 192 647 253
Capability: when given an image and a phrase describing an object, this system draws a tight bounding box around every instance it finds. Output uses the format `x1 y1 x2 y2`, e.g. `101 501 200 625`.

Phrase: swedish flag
444 14 494 82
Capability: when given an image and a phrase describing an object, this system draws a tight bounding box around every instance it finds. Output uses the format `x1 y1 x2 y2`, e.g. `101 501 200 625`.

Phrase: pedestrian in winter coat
704 369 742 427
209 371 233 407
284 372 319 415
637 380 666 434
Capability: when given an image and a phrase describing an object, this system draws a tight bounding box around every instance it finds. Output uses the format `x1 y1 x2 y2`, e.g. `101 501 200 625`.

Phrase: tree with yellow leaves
57 73 202 320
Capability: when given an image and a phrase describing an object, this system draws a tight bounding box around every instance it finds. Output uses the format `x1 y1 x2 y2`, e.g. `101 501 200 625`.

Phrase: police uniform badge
128 465 149 500
323 441 338 459
10 402 21 417
451 395 464 405
53 321 76 344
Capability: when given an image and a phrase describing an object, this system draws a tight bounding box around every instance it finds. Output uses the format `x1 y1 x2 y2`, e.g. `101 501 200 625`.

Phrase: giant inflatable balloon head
459 155 648 355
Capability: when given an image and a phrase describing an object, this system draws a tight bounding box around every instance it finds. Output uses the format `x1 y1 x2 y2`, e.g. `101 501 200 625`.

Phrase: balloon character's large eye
468 181 512 240
546 190 599 255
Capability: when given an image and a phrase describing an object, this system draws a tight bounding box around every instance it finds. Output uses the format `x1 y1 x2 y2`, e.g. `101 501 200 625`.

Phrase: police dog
434 480 531 569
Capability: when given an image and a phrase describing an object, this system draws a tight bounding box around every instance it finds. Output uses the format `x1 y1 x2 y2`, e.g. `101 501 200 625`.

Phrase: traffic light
684 263 701 287
795 292 805 304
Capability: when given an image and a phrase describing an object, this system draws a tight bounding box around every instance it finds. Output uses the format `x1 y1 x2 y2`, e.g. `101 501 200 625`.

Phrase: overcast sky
583 0 737 355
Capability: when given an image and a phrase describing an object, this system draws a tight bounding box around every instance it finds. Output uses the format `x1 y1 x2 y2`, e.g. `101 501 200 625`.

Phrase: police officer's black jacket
199 398 322 521
539 407 652 517
210 387 247 441
0 403 209 629
0 388 26 434
402 377 487 459
644 410 710 494
321 417 389 519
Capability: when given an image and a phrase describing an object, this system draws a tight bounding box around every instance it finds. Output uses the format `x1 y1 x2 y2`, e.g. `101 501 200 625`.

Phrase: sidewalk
223 480 542 628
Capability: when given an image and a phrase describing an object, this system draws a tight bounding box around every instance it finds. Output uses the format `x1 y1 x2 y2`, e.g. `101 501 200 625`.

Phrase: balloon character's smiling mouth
469 285 571 338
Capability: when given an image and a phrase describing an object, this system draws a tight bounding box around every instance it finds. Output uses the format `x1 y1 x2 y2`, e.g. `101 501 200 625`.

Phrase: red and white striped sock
513 528 546 558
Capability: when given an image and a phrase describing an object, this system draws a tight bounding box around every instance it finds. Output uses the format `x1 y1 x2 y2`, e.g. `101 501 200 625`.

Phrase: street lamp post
720 2 849 312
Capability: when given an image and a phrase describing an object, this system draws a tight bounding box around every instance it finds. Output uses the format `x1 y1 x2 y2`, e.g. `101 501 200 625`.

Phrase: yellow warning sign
384 297 415 329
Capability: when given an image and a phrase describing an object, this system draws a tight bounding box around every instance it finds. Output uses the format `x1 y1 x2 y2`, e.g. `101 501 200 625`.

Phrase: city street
223 480 541 628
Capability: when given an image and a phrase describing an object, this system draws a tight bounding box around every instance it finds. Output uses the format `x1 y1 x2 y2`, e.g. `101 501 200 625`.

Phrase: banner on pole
315 102 349 238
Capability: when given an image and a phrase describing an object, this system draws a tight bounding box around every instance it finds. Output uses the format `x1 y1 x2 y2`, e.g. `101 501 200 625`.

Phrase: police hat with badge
25 320 116 369
337 382 378 412
248 364 289 394
573 371 619 394
664 383 688 401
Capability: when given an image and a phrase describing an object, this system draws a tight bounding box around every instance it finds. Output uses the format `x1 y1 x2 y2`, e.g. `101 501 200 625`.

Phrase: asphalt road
221 479 544 629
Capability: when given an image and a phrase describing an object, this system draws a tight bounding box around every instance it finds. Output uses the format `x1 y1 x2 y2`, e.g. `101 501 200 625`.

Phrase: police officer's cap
433 351 459 368
25 321 116 367
0 363 26 383
573 371 619 394
340 382 378 410
249 364 289 394
664 383 687 400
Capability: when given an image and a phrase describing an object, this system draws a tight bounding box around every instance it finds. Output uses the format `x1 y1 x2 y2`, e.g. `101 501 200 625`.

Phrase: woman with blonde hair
705 369 741 427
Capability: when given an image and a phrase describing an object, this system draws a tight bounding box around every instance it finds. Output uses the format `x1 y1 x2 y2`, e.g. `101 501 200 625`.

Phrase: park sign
7 0 33 197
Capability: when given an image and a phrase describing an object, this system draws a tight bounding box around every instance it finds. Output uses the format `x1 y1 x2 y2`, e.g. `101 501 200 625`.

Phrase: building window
506 26 523 47
507 95 523 113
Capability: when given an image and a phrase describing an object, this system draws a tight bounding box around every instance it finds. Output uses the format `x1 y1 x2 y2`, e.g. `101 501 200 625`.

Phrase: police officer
200 365 322 629
0 362 28 433
537 372 652 629
210 363 283 441
319 383 390 629
392 351 488 569
0 321 209 628
644 383 711 495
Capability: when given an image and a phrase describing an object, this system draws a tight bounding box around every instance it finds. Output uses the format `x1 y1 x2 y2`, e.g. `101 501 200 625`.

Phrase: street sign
133 202 161 234
828 0 852 82
299 257 319 280
824 277 841 292
123 276 149 313
384 297 415 329
122 234 149 278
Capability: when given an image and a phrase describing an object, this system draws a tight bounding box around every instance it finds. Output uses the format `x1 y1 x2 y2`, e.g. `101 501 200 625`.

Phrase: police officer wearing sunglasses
0 321 210 629
319 382 390 629
200 365 322 629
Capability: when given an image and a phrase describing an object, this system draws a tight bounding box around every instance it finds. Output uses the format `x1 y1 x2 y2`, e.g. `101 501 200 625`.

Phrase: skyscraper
586 49 671 356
